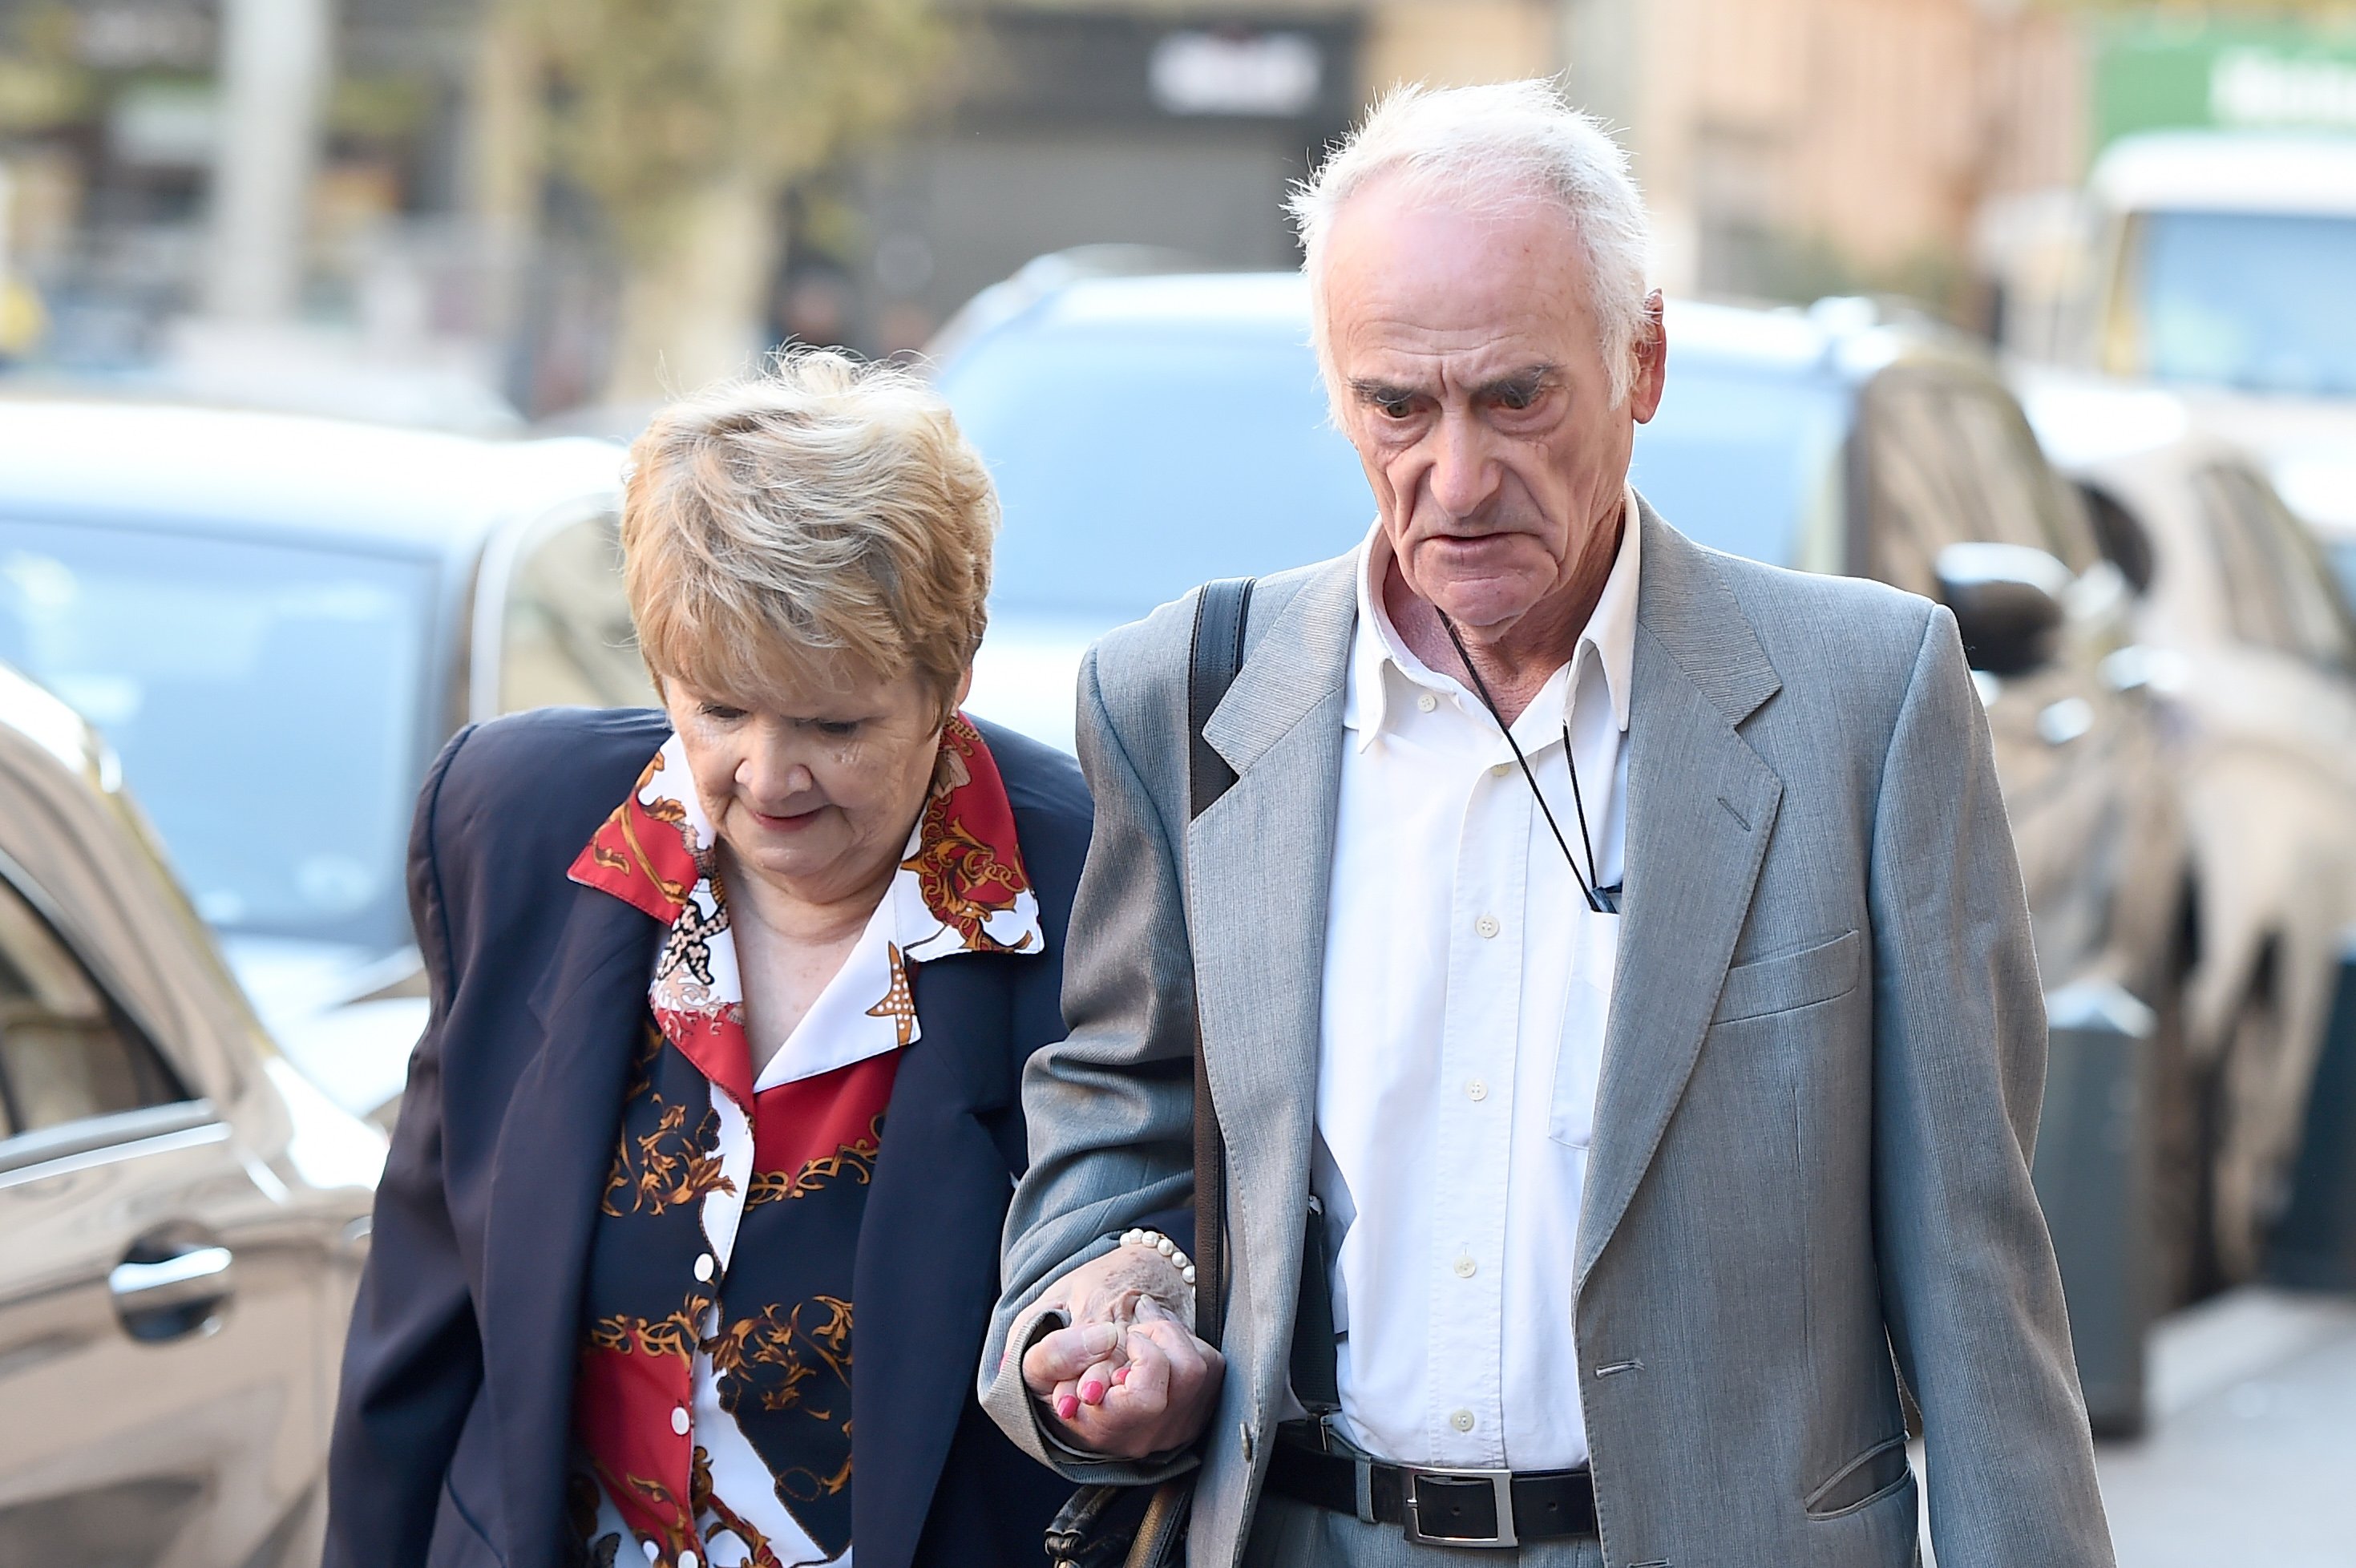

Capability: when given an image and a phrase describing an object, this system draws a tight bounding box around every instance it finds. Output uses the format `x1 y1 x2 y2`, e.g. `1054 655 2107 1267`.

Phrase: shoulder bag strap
1051 579 1255 1568
1184 576 1253 1347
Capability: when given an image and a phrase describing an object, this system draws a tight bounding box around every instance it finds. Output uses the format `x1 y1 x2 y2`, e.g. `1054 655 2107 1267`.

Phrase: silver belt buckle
1401 1465 1517 1548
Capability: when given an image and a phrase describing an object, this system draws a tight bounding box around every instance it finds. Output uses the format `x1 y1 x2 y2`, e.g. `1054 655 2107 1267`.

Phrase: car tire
2210 982 2287 1288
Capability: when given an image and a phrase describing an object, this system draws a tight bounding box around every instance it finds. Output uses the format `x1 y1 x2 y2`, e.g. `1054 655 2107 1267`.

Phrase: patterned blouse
563 716 1042 1568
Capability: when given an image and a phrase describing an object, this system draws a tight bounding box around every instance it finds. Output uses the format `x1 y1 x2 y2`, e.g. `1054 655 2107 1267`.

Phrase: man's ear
1631 290 1668 424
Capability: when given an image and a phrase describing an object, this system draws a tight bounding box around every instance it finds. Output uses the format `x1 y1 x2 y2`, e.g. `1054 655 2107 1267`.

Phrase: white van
1998 130 2356 585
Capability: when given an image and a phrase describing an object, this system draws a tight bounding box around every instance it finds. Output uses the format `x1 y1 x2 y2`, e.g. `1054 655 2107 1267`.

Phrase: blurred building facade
1570 0 2085 308
0 0 2343 419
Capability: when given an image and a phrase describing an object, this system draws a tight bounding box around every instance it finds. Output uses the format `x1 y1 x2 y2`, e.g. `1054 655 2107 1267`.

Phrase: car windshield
2127 211 2356 398
0 519 433 949
939 320 1373 616
1629 359 1851 569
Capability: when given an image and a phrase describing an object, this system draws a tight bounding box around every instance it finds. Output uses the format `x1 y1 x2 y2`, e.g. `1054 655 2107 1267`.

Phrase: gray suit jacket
982 505 2113 1567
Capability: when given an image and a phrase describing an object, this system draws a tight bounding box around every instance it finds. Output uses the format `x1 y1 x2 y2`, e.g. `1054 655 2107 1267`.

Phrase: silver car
2026 375 2356 1299
0 400 650 1124
0 657 384 1565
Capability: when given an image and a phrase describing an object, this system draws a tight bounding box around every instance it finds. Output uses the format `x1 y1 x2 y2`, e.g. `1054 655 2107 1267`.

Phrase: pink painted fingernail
1081 1378 1107 1404
1113 1367 1130 1385
1055 1394 1079 1421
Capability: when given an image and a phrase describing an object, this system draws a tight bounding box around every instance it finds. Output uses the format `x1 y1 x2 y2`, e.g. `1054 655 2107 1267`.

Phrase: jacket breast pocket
1713 929 1861 1024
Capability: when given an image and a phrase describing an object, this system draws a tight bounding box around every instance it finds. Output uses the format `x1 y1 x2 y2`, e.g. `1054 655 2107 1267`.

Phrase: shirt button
1416 692 1438 713
694 1253 716 1283
1450 1408 1476 1433
1453 1254 1477 1279
1490 762 1513 778
1475 914 1501 940
671 1405 690 1436
1465 1078 1489 1101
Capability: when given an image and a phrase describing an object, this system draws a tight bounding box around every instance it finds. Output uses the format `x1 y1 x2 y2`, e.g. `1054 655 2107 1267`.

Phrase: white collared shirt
1313 489 1641 1472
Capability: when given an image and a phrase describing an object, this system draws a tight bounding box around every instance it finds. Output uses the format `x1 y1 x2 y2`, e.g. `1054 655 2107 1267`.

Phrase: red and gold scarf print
562 715 1037 1566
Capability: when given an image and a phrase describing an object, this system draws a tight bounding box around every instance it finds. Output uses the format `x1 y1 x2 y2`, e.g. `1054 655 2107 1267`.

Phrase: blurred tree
0 7 91 135
499 0 940 402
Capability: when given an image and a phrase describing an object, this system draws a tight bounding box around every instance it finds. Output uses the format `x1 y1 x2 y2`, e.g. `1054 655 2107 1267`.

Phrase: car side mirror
1935 542 2071 677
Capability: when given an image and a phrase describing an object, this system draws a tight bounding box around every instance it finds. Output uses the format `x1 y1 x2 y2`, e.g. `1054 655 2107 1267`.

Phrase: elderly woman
326 353 1085 1568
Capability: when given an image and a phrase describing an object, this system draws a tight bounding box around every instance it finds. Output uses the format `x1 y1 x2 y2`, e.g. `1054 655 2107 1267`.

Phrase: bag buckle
1401 1466 1517 1548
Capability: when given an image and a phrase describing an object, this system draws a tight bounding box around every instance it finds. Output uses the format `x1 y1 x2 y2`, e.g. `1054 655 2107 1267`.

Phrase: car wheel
2209 983 2287 1288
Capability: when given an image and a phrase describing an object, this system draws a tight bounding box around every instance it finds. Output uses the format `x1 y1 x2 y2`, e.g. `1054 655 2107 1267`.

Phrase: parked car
1994 131 2356 581
0 655 383 1565
2022 375 2356 1302
0 399 650 1123
937 271 1371 750
935 273 2189 1429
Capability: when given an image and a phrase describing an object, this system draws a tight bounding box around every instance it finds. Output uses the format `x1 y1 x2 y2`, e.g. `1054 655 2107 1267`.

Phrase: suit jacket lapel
485 888 661 1568
853 957 1020 1568
1179 531 1783 1314
1577 509 1785 1289
1190 558 1357 1269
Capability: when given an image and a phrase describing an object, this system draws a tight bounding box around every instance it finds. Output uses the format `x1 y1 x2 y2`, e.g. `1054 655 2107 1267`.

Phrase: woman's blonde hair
621 349 997 720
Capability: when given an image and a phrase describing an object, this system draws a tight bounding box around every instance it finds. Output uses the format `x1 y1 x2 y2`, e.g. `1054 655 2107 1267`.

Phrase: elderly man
981 81 2114 1567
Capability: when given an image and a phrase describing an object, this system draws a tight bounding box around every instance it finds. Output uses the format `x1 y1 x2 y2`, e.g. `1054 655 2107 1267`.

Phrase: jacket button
1240 1422 1255 1462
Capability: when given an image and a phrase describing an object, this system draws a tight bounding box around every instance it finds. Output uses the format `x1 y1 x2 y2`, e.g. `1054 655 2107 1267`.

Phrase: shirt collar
1347 483 1644 747
564 713 1042 1098
569 713 1040 958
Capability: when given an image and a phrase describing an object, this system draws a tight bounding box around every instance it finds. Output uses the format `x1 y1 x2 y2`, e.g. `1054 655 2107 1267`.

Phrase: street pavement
1918 1287 2356 1566
2098 1287 2356 1567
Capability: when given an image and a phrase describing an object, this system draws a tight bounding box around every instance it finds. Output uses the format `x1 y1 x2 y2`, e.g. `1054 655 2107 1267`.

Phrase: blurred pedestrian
328 350 1084 1568
980 80 2115 1566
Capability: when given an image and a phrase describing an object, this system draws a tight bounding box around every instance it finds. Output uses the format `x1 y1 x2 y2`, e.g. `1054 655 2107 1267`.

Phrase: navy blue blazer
327 706 1088 1568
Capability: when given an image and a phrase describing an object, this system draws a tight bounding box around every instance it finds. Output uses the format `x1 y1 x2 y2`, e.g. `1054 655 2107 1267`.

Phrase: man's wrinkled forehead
1318 177 1599 370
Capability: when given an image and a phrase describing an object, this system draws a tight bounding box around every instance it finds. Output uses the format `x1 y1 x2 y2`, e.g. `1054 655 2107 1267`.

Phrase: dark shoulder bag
1045 576 1254 1568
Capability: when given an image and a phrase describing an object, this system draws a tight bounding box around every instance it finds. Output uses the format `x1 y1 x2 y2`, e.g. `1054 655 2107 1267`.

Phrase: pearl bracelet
1120 1227 1198 1287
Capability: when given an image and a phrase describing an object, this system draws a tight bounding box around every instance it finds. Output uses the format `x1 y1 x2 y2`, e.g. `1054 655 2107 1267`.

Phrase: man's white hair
1287 79 1653 406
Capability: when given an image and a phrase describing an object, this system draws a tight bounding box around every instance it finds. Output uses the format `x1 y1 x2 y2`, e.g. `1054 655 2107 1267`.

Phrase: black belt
1267 1425 1596 1548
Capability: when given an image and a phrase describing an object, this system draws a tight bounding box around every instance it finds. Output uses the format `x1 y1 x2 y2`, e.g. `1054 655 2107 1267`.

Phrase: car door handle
109 1244 234 1342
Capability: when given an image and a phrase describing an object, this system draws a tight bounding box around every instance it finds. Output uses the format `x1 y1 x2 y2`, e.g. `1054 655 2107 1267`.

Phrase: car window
0 877 184 1139
1859 375 1977 600
939 322 1372 617
0 521 434 948
1944 384 2099 572
2199 465 2307 655
497 511 657 714
1627 359 1850 573
2079 485 2156 596
2117 210 2356 398
2257 484 2356 670
2200 465 2356 669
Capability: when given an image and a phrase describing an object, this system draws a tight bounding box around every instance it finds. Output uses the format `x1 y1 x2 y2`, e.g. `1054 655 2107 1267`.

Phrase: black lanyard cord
1435 611 1607 916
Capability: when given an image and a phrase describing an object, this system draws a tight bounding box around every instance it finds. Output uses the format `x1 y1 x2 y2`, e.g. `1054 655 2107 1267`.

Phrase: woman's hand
1017 1247 1225 1459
